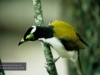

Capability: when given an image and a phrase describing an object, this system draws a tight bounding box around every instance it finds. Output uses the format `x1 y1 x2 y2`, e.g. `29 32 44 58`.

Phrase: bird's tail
76 33 89 47
76 50 83 75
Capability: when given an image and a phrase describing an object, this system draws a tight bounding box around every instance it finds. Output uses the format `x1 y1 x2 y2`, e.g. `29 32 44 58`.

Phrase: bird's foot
44 66 51 74
44 57 60 74
53 56 60 63
45 56 60 65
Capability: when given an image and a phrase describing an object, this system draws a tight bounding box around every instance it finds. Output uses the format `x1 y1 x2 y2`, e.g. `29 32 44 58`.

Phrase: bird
18 20 88 75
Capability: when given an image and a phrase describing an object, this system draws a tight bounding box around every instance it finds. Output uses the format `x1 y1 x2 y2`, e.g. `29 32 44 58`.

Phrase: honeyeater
18 20 88 75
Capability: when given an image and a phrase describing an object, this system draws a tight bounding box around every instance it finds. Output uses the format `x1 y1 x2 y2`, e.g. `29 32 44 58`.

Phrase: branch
32 0 58 75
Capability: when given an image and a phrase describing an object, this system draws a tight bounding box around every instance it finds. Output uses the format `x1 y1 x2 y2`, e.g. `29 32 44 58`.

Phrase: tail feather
76 33 89 47
76 50 83 75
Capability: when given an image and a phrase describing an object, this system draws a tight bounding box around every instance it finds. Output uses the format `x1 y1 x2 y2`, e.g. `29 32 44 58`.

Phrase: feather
50 20 86 50
76 33 89 47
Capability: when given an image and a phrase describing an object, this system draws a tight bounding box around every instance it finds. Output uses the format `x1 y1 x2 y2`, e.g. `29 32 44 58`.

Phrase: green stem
33 0 58 75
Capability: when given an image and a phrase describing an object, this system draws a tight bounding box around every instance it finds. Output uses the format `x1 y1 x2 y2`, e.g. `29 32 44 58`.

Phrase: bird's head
18 26 37 46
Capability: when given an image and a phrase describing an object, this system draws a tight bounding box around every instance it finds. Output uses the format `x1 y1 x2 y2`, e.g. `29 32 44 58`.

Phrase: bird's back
50 20 86 50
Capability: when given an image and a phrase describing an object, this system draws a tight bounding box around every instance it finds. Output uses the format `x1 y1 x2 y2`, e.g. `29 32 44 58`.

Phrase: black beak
18 38 25 46
18 41 23 46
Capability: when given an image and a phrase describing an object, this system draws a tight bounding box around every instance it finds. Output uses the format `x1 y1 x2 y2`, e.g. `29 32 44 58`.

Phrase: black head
18 26 37 46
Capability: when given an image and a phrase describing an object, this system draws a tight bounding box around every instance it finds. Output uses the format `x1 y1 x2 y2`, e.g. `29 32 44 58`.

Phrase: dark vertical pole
0 59 5 75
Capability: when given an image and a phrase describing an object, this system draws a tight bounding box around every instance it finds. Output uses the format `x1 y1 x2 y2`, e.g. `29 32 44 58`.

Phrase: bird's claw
45 56 60 65
53 56 60 63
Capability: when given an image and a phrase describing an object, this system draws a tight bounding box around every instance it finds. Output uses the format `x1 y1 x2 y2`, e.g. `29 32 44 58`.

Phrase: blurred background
0 0 100 75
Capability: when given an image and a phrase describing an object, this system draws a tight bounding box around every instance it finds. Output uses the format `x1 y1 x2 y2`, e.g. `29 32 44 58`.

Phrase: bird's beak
18 34 34 46
18 38 25 46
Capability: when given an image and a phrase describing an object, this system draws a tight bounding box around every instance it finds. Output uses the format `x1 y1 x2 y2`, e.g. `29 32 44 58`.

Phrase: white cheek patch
31 26 36 33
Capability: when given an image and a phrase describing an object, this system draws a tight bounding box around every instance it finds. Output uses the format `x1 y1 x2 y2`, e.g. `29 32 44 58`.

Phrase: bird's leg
53 56 60 63
44 57 60 74
45 56 60 65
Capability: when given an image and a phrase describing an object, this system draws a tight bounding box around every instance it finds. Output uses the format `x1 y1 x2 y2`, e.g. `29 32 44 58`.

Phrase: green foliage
68 0 100 75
